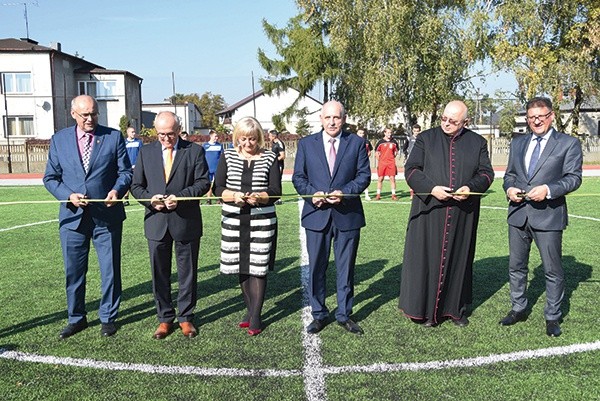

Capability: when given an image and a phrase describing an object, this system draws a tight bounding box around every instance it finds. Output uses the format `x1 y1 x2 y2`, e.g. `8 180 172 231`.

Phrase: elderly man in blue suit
500 97 583 337
293 100 371 335
44 95 132 339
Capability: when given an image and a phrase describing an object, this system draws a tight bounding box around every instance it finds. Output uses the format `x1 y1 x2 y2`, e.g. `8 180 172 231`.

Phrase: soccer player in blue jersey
203 129 224 204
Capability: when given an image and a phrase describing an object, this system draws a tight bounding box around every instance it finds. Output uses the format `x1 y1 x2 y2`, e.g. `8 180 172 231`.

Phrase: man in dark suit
501 97 583 337
44 95 132 339
131 111 210 339
292 100 371 335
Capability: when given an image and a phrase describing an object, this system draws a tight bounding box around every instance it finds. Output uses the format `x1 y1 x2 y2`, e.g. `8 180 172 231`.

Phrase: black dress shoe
306 319 326 334
59 320 88 339
423 320 437 327
452 316 469 327
101 323 117 337
337 319 364 335
546 320 562 337
499 310 526 326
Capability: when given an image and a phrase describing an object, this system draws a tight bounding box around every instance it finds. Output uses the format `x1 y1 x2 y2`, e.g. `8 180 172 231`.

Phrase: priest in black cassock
399 100 494 327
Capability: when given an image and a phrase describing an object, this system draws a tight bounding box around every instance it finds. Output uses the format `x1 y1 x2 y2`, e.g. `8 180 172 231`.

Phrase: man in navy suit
292 100 371 335
131 111 210 339
44 95 132 339
501 97 583 337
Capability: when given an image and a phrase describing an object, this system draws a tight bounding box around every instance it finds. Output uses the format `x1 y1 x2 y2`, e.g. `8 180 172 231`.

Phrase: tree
119 115 130 135
258 14 339 121
490 0 600 135
295 115 311 136
296 0 489 127
166 92 227 129
464 93 499 125
497 101 519 136
271 114 287 133
198 92 226 128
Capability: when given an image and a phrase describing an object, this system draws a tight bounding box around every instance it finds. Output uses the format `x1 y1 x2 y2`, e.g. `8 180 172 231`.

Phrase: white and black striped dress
213 149 281 276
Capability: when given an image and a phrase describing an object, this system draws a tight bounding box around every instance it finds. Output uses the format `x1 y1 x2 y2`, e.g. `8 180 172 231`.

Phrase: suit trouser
508 222 564 320
60 214 123 324
306 221 360 322
148 231 200 323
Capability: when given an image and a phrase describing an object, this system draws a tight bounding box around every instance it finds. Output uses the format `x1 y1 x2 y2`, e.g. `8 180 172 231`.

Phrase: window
78 80 117 99
1 72 32 94
4 116 34 137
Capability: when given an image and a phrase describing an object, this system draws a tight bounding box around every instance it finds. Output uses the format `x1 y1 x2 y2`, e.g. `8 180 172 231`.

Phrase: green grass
1 179 600 400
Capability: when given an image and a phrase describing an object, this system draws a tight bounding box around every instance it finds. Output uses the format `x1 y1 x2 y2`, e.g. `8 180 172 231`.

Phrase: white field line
298 200 328 401
0 349 300 377
3 340 600 377
323 341 600 374
0 220 57 233
0 208 147 233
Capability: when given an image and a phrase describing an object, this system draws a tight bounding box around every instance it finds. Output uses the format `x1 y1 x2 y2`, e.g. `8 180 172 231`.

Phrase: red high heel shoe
247 328 262 336
238 321 250 328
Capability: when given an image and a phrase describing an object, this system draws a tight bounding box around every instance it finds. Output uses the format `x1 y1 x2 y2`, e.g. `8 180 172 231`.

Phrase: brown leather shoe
153 322 173 340
180 321 197 338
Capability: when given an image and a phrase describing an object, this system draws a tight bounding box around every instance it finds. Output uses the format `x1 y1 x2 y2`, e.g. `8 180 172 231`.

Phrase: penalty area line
2 340 600 378
0 348 300 377
323 340 600 374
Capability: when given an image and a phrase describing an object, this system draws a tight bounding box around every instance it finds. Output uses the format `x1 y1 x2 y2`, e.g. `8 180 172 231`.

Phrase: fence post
25 141 30 173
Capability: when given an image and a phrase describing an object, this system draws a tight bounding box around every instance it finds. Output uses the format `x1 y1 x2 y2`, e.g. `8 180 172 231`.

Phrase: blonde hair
232 117 266 149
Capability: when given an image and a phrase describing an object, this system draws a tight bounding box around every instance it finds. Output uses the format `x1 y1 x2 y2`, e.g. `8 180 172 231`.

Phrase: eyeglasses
157 132 177 138
74 111 99 120
526 111 553 122
440 116 465 126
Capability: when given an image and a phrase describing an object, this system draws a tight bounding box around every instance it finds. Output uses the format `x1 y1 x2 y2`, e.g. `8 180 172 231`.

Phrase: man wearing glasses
131 111 210 339
44 95 132 339
500 97 582 337
399 100 494 328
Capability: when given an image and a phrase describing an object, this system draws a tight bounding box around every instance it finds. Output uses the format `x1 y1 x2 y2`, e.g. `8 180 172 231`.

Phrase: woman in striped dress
212 117 281 336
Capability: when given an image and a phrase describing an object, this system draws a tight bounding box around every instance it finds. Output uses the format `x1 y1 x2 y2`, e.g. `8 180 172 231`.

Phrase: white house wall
230 90 323 134
0 52 54 139
142 103 201 132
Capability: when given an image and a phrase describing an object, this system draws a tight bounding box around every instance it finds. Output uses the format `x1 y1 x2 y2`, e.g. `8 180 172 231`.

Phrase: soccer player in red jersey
374 127 400 200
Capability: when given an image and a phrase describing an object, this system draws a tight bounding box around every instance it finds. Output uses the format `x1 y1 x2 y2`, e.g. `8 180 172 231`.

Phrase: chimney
49 42 62 51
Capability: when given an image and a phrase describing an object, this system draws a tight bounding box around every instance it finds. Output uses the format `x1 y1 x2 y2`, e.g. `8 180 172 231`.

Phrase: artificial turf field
1 178 599 401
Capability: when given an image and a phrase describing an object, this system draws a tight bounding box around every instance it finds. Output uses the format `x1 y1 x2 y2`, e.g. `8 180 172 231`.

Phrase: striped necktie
82 133 92 173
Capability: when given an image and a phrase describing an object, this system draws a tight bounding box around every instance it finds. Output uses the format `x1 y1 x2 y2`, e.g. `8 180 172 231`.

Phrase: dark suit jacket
292 130 371 231
43 124 132 229
130 139 210 241
503 129 583 230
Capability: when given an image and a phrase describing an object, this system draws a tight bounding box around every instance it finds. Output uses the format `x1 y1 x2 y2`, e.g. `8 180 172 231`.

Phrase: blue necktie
527 136 543 179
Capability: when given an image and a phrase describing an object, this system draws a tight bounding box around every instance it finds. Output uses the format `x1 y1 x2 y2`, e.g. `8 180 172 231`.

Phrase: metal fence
2 137 599 174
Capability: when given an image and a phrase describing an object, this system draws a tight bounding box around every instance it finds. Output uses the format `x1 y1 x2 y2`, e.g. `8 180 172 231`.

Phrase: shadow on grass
353 259 399 321
471 256 510 312
197 256 301 328
0 279 156 339
526 255 592 318
472 255 593 319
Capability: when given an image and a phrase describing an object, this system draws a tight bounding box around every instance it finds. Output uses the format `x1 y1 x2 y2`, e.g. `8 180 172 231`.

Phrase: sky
0 0 516 106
